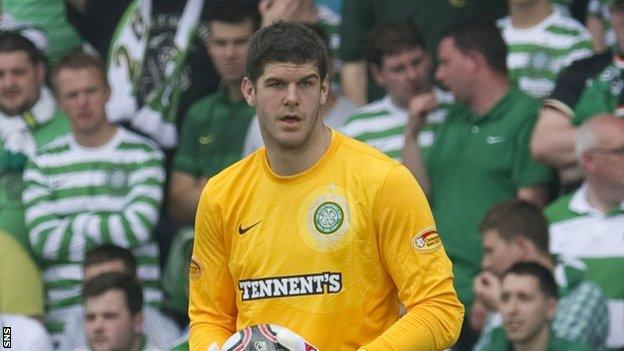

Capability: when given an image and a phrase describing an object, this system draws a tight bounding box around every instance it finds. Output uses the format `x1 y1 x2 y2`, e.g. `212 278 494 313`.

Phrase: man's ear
511 236 532 260
546 297 557 320
241 77 256 107
132 312 143 334
35 62 46 87
370 63 386 88
464 50 483 73
320 75 329 106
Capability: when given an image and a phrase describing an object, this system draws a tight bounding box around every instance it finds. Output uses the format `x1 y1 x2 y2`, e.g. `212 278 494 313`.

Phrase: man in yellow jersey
189 21 464 351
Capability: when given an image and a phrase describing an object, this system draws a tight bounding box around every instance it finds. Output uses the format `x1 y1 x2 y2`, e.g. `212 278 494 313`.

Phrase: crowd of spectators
1 0 623 350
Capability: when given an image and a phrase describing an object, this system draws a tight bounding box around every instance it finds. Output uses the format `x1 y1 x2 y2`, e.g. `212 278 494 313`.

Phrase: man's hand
274 326 319 351
406 93 437 135
473 271 502 311
469 298 489 331
259 0 302 27
220 324 318 351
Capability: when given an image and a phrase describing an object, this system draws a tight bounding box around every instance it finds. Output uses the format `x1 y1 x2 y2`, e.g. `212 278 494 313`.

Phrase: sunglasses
588 147 624 155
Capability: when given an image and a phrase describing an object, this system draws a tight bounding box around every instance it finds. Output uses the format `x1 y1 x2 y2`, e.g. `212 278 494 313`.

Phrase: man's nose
283 84 299 106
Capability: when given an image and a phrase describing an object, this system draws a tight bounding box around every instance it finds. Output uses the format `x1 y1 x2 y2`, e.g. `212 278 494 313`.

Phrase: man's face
610 6 624 44
500 274 556 344
508 0 539 7
435 37 473 103
207 19 254 84
84 259 128 281
0 51 43 116
55 67 110 136
481 229 523 277
586 132 624 191
84 290 141 351
242 62 328 150
371 47 431 108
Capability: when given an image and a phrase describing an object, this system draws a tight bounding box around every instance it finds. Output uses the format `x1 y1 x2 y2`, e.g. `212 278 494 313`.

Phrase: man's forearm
402 136 430 196
531 107 579 168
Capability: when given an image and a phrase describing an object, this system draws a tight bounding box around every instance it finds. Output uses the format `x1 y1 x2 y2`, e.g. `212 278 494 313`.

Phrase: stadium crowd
0 0 623 350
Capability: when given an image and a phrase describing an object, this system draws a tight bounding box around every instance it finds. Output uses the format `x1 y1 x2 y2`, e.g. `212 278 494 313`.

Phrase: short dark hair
83 272 143 316
368 20 427 66
51 51 108 93
245 21 328 83
0 32 45 65
207 0 260 30
84 244 137 277
503 261 558 299
479 199 549 254
441 20 507 75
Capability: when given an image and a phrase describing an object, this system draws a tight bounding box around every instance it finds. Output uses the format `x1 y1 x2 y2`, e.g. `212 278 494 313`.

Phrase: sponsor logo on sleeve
412 229 441 252
189 256 204 279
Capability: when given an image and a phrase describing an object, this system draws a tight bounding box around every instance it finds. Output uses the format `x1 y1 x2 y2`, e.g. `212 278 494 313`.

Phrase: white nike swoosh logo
486 136 504 144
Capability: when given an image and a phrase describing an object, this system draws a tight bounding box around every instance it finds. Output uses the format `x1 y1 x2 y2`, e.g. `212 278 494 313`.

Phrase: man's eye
299 81 312 87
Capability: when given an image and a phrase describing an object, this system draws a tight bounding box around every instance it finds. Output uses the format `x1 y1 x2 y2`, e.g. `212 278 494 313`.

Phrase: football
222 324 290 351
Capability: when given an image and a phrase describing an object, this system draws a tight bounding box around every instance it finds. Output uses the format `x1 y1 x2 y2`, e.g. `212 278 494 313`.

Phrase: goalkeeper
189 21 464 351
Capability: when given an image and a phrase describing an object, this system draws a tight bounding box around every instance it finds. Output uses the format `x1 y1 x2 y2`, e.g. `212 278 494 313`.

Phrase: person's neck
265 123 332 176
129 334 143 351
226 80 244 102
512 326 550 351
468 74 510 116
586 181 624 213
510 1 552 29
74 123 117 148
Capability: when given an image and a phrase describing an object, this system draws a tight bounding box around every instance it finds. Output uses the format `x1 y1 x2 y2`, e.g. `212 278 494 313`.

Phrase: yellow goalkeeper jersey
189 131 463 351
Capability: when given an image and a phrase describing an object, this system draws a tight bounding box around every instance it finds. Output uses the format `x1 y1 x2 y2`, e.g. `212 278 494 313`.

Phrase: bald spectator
546 115 624 349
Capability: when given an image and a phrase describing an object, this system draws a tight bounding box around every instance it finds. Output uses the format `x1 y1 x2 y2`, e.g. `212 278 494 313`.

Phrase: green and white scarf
106 0 204 149
0 87 55 173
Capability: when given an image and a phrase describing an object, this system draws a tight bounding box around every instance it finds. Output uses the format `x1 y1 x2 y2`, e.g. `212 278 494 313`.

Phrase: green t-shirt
173 87 255 178
573 59 624 124
425 87 554 307
0 110 69 252
483 327 592 351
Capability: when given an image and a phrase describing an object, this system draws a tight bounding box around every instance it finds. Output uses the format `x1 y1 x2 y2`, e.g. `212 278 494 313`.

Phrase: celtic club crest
314 202 344 234
104 167 130 195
